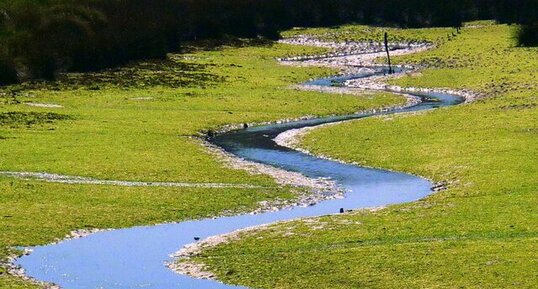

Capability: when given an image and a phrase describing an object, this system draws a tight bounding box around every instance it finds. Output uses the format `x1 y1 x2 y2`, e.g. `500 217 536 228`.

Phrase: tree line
0 0 536 85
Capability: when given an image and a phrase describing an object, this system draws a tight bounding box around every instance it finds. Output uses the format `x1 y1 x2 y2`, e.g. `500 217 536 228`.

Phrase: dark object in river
339 208 345 213
422 96 441 102
194 237 200 241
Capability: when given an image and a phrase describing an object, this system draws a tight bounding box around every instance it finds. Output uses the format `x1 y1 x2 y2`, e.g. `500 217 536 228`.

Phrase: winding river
14 65 463 288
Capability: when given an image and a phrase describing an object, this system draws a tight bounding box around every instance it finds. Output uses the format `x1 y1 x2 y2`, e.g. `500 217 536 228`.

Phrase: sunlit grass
0 39 404 286
197 25 538 288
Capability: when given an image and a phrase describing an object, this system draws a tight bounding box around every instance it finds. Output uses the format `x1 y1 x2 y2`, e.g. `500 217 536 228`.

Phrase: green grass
0 40 405 286
195 25 538 288
0 43 402 183
0 112 70 128
283 24 453 44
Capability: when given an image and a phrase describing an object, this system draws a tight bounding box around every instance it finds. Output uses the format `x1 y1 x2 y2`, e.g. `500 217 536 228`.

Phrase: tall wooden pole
384 32 393 74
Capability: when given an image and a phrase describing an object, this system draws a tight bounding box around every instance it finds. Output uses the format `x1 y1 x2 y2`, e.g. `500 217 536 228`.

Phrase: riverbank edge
3 42 419 289
167 38 482 281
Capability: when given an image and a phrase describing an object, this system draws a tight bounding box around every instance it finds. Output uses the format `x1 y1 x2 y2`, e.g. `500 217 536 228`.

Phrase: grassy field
283 24 453 44
193 25 538 288
0 38 406 286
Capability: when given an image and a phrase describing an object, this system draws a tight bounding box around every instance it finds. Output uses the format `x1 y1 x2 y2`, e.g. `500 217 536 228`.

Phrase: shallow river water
15 67 463 289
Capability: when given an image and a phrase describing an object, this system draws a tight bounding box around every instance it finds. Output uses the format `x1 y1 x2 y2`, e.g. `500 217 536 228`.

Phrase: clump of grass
0 112 71 128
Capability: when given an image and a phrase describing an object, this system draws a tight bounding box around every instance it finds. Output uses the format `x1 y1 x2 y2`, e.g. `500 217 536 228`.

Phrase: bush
1 0 536 83
0 53 18 85
517 24 538 47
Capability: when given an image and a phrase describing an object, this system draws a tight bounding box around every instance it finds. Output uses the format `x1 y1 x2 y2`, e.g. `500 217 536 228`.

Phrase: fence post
384 32 393 74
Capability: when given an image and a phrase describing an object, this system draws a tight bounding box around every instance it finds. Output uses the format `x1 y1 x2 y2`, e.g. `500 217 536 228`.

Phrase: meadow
0 39 405 287
193 24 538 288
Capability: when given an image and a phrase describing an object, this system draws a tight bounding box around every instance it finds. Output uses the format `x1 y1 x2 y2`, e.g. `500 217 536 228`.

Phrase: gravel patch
0 171 267 189
167 223 274 280
24 102 63 108
200 139 345 213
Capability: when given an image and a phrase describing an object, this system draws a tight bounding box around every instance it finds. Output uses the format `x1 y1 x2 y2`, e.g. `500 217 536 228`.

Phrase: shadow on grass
0 37 275 103
180 37 274 53
0 112 72 128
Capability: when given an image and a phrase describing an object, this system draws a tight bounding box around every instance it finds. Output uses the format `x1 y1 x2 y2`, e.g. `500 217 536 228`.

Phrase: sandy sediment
273 91 421 150
278 36 429 62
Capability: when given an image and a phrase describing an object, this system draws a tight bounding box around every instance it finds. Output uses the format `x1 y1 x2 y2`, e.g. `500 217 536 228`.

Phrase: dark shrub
517 24 538 47
1 0 537 84
0 54 18 85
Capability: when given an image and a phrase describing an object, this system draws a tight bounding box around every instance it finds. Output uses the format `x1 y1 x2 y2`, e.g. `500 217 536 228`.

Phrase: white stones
129 97 154 101
25 102 63 108
0 171 266 189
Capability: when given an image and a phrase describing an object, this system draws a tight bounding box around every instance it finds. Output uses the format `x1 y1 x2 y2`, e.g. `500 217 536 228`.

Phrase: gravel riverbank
168 35 478 280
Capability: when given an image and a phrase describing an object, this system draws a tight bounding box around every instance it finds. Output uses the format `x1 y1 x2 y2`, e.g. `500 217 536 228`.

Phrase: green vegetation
2 0 535 84
283 25 453 44
0 112 70 128
0 0 469 83
195 25 538 288
0 43 402 182
0 38 404 287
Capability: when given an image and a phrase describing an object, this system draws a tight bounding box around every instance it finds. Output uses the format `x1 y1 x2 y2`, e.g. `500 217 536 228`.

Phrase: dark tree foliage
491 0 538 46
0 55 17 85
0 0 536 84
517 24 538 46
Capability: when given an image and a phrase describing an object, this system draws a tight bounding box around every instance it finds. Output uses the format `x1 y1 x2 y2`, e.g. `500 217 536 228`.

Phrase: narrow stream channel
15 66 463 289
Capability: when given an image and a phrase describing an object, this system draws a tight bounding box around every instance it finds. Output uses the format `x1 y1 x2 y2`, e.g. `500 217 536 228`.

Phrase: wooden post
384 32 393 74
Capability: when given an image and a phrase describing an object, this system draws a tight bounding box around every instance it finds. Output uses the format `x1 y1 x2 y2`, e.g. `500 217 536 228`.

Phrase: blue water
15 68 463 289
